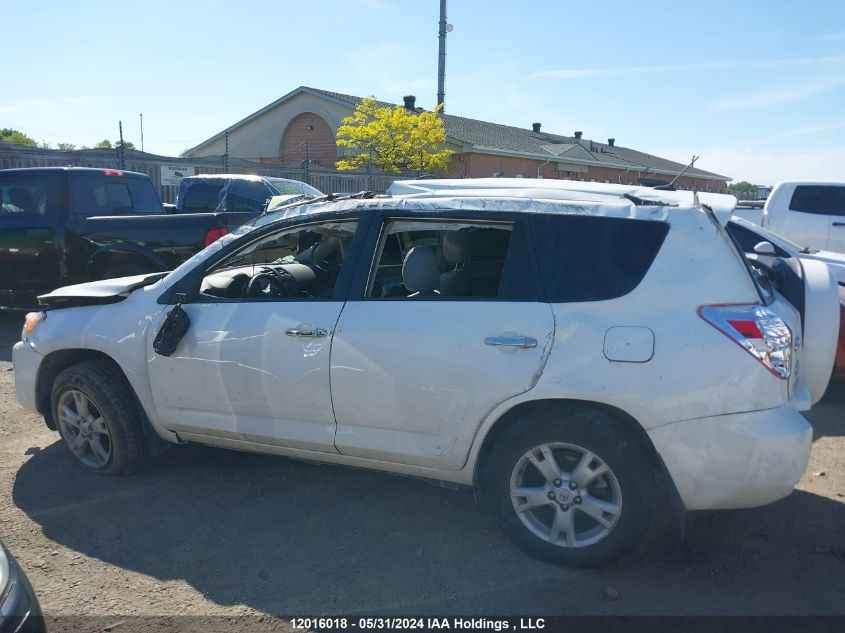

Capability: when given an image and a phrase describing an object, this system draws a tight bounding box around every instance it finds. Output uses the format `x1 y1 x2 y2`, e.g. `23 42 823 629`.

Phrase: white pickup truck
762 181 845 253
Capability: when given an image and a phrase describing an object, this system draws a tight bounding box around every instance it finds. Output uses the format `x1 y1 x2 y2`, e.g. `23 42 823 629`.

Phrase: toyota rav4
12 178 839 567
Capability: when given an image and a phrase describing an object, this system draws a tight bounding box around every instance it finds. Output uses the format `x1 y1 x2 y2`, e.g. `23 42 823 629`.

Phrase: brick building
186 86 729 191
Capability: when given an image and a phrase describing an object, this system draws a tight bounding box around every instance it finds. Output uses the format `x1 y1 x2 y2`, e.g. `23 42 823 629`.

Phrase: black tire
100 260 154 280
51 361 145 475
481 403 654 567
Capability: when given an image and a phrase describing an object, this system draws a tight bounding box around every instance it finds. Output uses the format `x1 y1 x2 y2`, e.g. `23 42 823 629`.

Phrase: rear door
0 170 65 300
330 213 554 470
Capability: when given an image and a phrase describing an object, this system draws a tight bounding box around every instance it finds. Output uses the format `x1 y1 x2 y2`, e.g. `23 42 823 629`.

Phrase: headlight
21 311 46 341
0 544 10 598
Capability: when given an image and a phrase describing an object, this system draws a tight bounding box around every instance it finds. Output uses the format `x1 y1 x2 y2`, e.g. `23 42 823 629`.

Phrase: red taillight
203 227 228 247
102 169 123 177
726 319 763 339
699 304 792 379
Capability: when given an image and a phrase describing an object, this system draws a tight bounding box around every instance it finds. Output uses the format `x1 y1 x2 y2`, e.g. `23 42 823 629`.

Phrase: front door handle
833 222 845 227
484 336 537 349
285 327 328 338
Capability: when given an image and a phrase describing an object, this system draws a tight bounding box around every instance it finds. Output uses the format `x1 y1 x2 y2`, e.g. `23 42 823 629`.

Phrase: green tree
57 142 77 151
0 128 38 147
95 139 113 149
336 97 452 173
726 181 757 197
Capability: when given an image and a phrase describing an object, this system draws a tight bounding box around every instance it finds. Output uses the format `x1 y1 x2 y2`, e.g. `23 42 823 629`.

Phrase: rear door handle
285 327 328 338
484 336 537 349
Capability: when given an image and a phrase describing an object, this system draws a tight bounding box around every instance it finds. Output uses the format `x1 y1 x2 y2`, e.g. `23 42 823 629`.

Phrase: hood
802 249 845 285
38 272 168 307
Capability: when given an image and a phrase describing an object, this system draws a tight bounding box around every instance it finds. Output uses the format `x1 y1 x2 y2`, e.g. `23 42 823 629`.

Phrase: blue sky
4 0 844 184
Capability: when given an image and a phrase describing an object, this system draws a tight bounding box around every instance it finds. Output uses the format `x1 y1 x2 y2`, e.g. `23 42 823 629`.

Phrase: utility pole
223 131 230 172
117 120 126 170
437 0 448 111
139 113 144 152
303 138 310 185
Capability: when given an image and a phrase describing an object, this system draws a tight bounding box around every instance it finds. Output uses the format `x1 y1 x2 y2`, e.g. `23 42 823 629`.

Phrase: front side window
199 219 359 301
71 173 156 215
367 219 515 299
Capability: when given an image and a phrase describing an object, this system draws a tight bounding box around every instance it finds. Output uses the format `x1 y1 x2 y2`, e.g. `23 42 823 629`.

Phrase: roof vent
608 138 615 147
532 122 541 133
574 131 582 139
403 95 416 110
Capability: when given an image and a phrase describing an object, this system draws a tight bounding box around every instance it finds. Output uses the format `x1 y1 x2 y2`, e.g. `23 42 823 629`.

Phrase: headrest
9 188 36 213
442 230 474 264
402 246 440 293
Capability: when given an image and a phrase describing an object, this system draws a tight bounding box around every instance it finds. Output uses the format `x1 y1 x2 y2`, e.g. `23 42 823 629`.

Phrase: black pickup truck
0 167 256 308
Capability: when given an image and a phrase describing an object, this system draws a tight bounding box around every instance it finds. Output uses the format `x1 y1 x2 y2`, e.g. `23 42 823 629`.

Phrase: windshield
265 178 323 197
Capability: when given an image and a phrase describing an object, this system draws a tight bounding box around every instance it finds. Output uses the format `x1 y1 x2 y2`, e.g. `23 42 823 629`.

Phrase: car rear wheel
482 404 654 567
51 361 145 475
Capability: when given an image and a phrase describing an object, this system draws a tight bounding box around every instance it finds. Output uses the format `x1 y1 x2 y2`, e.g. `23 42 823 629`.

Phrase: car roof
774 180 845 186
0 166 149 178
258 177 736 227
181 173 267 182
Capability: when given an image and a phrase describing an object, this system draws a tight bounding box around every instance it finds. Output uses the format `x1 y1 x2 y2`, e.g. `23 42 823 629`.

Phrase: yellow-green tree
336 98 452 174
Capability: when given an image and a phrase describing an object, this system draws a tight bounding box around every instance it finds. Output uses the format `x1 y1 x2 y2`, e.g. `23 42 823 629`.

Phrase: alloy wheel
56 389 113 469
509 442 622 548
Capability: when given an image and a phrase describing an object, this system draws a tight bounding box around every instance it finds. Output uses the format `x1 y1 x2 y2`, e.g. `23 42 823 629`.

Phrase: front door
330 216 554 470
147 217 361 452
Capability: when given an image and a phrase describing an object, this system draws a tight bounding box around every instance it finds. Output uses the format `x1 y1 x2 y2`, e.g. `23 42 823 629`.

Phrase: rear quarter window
789 185 845 216
530 214 669 302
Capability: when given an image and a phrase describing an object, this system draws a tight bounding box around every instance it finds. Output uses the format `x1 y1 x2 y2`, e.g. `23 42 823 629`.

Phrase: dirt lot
1 313 844 626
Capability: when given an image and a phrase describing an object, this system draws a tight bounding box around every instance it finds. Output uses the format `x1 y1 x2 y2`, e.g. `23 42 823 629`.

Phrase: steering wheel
247 271 291 298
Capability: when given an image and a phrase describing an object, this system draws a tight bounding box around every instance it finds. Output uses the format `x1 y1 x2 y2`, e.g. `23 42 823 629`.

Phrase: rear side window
789 185 845 216
366 217 539 301
179 179 225 212
71 172 161 215
227 180 273 213
0 172 50 216
530 214 669 302
267 178 323 197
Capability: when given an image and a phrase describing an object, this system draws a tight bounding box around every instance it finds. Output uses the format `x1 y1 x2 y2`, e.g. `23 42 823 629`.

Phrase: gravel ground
0 315 843 629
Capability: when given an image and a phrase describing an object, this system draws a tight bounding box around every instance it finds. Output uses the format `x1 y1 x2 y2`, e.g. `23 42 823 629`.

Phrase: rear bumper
649 405 812 510
12 342 42 414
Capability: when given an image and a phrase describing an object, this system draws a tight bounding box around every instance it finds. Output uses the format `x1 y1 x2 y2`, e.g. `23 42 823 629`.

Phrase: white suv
12 178 839 567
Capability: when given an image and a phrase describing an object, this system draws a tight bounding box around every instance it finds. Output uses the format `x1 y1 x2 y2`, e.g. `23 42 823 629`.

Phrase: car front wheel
482 405 654 567
51 361 145 475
